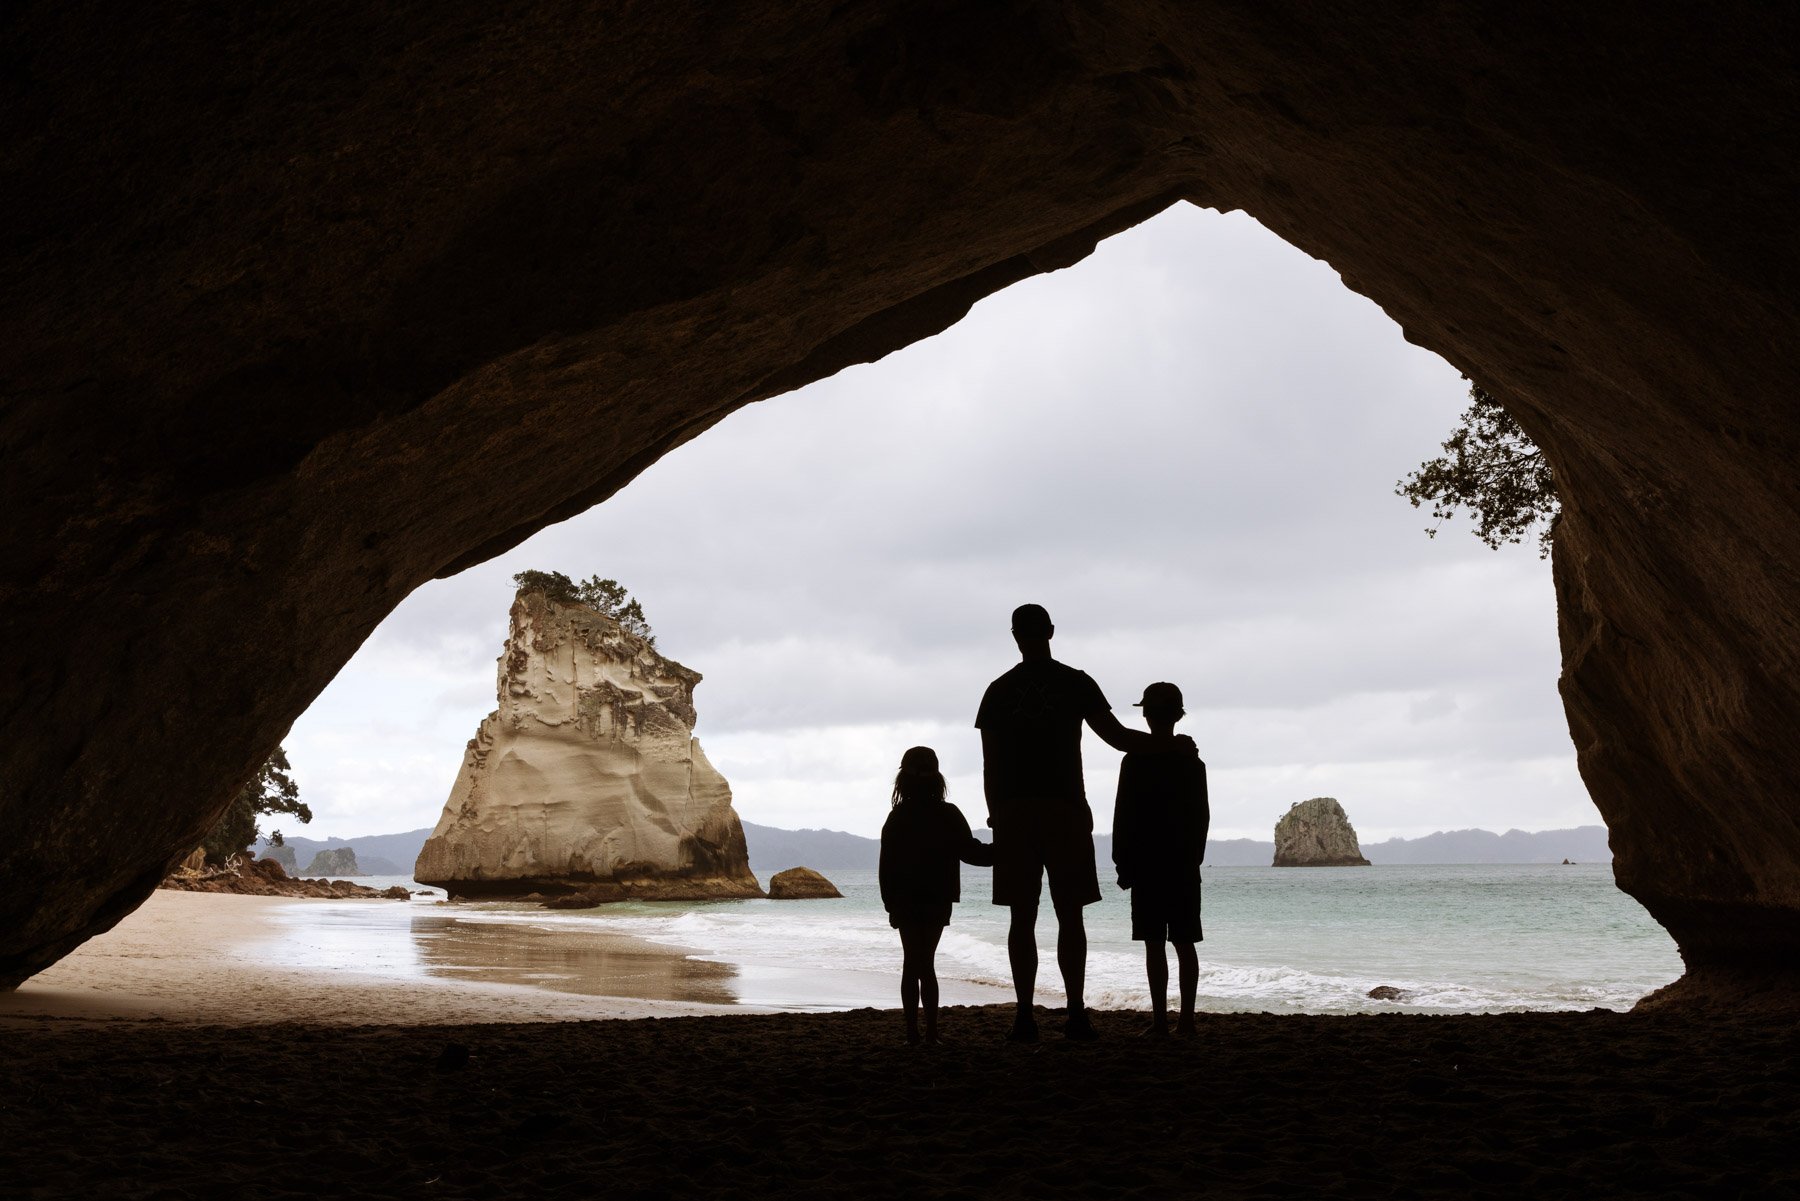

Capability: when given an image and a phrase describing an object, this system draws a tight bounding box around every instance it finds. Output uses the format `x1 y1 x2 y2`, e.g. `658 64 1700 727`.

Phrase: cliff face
415 592 761 900
6 4 1800 997
1273 799 1371 868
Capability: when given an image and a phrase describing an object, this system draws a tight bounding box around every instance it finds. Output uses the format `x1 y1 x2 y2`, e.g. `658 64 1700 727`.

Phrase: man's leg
1173 940 1199 1035
1054 899 1088 1016
1144 938 1169 1035
1007 902 1040 1040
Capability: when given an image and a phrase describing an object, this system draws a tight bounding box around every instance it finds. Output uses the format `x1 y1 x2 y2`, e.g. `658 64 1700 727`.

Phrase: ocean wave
436 896 1660 1015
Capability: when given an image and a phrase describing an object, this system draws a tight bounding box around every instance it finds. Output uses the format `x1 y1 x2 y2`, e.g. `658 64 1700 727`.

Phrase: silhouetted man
977 603 1193 1042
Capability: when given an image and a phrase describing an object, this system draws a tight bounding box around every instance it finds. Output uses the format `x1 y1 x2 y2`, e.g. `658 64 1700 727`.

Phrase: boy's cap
1133 682 1184 710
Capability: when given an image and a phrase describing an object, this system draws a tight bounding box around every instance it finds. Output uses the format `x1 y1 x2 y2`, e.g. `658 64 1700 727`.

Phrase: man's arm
1085 707 1197 756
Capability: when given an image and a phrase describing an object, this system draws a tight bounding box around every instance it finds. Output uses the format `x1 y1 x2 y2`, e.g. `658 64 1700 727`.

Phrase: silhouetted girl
879 746 993 1045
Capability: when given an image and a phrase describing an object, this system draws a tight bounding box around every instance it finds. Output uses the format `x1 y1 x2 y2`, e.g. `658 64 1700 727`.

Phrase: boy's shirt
1112 748 1210 880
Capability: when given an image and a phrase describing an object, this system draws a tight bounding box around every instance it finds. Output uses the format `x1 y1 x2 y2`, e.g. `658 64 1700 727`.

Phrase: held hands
1116 873 1133 891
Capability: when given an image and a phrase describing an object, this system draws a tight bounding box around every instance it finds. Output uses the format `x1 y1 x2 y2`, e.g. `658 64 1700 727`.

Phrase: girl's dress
879 799 993 929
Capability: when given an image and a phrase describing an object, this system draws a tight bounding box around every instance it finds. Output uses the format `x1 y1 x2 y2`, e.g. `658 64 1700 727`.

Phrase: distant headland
259 821 1614 883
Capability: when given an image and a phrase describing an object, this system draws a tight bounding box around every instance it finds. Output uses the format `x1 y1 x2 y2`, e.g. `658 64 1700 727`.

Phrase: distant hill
255 827 433 877
746 820 1610 875
263 820 1611 882
1363 826 1611 864
742 822 879 877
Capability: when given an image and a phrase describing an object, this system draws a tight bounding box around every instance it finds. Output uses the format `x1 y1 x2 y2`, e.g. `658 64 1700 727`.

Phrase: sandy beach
0 889 1012 1028
4 1002 1798 1199
0 891 752 1026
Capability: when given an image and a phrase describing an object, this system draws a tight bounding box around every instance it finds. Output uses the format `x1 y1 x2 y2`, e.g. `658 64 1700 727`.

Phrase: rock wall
1273 799 1371 868
414 591 761 900
4 4 1799 995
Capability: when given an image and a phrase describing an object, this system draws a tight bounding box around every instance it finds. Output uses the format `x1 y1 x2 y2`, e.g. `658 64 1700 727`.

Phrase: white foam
418 864 1679 1014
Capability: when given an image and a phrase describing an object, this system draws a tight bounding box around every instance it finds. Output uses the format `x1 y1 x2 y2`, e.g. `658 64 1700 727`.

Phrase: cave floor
2 1005 1796 1199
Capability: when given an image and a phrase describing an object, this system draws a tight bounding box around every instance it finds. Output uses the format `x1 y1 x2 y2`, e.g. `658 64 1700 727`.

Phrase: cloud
284 205 1595 843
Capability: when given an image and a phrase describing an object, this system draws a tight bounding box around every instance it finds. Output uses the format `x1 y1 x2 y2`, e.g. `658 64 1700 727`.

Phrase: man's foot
1063 1010 1100 1042
1007 1012 1040 1044
1174 1016 1198 1038
905 1027 922 1046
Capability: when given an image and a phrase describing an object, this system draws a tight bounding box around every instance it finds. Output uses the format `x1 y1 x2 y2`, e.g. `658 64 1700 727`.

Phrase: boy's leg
1143 937 1169 1035
1173 941 1199 1034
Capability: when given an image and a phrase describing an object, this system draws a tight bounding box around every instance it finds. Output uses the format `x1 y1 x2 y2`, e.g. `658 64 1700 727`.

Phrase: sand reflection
411 912 738 1005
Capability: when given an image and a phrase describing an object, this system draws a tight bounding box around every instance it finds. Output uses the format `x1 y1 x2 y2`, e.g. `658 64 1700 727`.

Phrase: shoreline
0 888 1012 1028
0 891 754 1027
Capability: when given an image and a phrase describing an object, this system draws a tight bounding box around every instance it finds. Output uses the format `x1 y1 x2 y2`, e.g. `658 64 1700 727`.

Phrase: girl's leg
918 924 945 1042
1143 939 1169 1034
898 925 925 1043
1173 941 1199 1034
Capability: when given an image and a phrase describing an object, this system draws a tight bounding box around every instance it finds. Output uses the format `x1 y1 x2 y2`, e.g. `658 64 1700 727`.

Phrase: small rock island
1272 797 1372 867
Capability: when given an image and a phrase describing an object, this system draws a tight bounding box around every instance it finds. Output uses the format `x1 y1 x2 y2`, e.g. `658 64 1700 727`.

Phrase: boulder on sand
767 867 842 899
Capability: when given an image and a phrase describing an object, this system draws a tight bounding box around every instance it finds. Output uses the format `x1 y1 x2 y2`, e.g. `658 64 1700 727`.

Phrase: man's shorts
1129 869 1203 943
991 818 1101 911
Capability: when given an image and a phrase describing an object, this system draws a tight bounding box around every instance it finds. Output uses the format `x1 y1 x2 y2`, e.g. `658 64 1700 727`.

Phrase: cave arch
3 3 1797 993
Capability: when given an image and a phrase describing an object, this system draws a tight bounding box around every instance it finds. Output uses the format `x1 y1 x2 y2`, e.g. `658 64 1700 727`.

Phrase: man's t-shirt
975 658 1109 827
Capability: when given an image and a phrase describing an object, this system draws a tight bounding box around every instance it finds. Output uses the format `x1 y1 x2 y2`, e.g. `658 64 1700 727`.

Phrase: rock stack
1272 797 1372 867
415 589 763 901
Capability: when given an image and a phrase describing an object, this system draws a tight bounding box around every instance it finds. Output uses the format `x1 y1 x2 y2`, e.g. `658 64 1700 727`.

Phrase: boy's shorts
1130 870 1203 943
991 816 1101 911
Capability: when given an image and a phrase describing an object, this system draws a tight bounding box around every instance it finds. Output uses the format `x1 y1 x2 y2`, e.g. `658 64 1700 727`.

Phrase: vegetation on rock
512 570 655 646
202 748 311 864
1397 382 1560 556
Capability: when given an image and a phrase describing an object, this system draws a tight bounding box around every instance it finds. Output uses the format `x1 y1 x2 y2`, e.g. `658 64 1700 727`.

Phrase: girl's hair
891 745 947 808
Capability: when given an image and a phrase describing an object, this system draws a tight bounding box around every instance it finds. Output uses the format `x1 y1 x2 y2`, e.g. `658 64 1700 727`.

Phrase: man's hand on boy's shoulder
1174 733 1198 756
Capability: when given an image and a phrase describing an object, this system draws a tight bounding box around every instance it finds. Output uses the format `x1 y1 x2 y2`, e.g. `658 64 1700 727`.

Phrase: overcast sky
285 204 1595 843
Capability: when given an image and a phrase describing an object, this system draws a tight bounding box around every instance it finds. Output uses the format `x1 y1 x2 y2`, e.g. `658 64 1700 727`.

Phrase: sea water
348 863 1682 1015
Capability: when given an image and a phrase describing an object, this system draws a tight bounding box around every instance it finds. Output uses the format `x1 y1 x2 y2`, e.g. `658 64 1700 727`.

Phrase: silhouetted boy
1112 681 1209 1037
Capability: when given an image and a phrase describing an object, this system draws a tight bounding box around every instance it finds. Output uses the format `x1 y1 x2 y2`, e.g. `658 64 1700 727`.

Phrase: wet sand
0 890 749 1025
0 888 1010 1026
4 1004 1798 1199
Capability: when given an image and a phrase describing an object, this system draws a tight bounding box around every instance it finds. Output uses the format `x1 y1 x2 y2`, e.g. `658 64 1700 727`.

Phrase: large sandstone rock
1273 798 1371 868
4 6 1799 999
414 591 762 901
